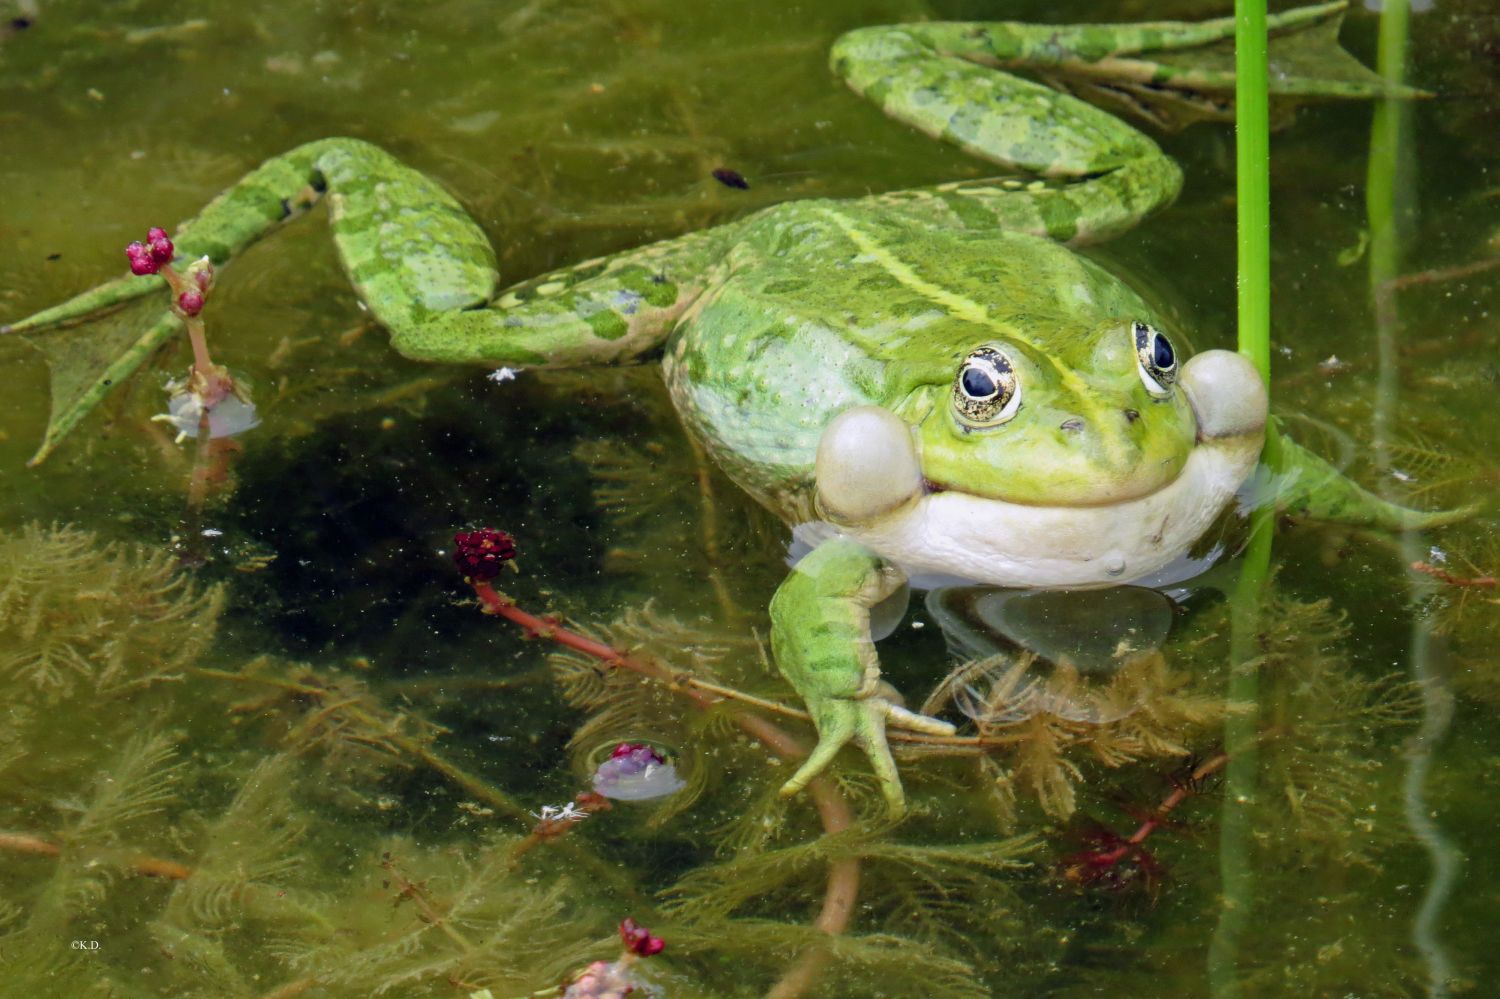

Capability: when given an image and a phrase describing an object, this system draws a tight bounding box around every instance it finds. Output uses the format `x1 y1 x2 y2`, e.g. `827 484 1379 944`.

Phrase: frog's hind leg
830 26 1182 246
4 137 731 460
311 141 732 368
391 223 731 369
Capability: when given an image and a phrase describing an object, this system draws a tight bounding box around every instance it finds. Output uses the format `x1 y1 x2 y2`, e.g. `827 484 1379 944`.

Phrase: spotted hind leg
3 136 733 461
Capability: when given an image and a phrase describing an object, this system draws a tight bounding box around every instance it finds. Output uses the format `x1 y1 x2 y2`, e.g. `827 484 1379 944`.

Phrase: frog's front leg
771 537 956 815
5 138 731 461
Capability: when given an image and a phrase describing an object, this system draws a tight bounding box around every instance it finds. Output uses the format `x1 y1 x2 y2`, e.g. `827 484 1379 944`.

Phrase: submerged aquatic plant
0 523 624 997
1057 752 1227 894
0 522 223 703
915 649 1233 821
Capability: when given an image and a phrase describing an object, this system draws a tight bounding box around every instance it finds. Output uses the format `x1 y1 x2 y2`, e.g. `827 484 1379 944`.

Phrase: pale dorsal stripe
815 206 1125 465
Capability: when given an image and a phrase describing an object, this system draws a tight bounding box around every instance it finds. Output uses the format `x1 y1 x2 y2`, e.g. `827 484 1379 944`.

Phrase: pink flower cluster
563 919 665 998
610 742 664 765
618 917 665 958
124 227 212 317
125 227 174 276
452 527 518 581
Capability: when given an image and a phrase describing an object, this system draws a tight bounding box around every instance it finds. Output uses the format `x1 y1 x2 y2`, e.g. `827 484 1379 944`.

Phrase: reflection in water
926 585 1174 674
1368 0 1459 991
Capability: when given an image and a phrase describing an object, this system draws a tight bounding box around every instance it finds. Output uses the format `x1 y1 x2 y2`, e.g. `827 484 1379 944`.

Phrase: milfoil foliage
0 522 1451 995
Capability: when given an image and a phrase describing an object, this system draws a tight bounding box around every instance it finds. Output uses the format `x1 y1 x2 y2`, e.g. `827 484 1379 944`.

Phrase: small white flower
532 801 588 823
152 381 259 441
487 367 520 384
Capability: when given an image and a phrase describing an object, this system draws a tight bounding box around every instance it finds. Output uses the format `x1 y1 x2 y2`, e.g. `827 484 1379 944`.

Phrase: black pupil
962 366 997 399
1151 334 1174 370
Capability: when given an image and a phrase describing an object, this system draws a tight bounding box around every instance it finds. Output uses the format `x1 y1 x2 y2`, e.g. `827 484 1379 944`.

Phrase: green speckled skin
4 3 1427 811
662 212 1197 521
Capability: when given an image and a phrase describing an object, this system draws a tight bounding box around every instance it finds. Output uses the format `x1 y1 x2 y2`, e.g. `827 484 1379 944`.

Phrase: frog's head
814 317 1267 568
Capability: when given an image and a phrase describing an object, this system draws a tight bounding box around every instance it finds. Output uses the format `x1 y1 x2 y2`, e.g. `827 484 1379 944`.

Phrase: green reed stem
1206 504 1271 999
1233 0 1271 383
1208 1 1273 994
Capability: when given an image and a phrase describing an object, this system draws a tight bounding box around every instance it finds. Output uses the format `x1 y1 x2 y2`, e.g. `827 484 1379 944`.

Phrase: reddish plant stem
1383 255 1500 292
0 832 60 858
1091 752 1229 868
509 795 612 866
0 830 191 879
470 580 857 997
1411 561 1497 588
470 585 1040 752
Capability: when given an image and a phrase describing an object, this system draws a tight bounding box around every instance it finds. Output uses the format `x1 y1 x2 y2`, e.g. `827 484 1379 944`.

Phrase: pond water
1 0 1497 995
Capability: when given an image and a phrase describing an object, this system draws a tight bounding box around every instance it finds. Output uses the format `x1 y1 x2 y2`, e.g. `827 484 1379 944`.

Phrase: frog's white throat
809 350 1268 589
826 433 1260 589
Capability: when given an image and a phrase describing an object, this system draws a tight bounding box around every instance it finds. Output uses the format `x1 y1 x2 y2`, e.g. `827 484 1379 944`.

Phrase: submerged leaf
9 295 180 465
1034 3 1425 131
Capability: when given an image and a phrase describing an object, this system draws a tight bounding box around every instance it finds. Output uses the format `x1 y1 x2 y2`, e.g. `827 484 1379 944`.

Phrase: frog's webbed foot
782 690 955 816
1271 435 1475 530
770 537 955 816
6 137 733 463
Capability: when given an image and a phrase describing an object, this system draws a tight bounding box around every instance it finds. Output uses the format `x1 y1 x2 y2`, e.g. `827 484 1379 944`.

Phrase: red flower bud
126 241 159 276
610 742 664 763
149 234 174 264
176 290 205 317
452 528 517 581
618 917 665 958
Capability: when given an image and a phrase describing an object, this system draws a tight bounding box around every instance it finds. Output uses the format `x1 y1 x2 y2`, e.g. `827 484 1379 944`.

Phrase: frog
3 2 1450 814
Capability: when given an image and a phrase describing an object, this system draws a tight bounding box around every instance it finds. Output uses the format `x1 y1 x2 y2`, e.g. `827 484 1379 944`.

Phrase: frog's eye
1133 321 1177 397
953 347 1020 428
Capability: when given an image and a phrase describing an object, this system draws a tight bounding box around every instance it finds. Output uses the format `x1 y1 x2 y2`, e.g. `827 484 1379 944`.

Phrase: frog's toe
883 701 957 736
852 707 908 816
780 701 858 799
781 696 918 816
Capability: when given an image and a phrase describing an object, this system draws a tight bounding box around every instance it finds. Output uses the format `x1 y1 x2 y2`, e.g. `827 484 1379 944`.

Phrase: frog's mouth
812 351 1267 588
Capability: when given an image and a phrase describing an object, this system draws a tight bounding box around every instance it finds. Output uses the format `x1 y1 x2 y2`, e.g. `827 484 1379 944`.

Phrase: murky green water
2 0 1498 995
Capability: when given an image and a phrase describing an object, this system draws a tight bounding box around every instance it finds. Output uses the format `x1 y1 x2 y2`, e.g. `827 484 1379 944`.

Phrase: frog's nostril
1124 409 1141 424
1060 418 1085 433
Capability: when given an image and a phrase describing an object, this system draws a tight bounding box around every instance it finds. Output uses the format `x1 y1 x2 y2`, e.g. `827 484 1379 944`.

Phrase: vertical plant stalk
1206 507 1270 998
1366 2 1459 994
1208 2 1272 995
1233 0 1271 385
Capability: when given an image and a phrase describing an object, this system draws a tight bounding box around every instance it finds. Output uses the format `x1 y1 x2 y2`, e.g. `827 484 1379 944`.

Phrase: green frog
4 2 1447 813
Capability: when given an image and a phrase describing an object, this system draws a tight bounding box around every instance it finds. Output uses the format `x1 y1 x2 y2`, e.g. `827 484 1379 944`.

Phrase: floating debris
711 167 749 190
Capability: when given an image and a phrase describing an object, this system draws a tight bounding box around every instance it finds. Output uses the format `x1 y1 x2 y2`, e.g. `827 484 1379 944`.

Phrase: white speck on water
487 367 520 384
